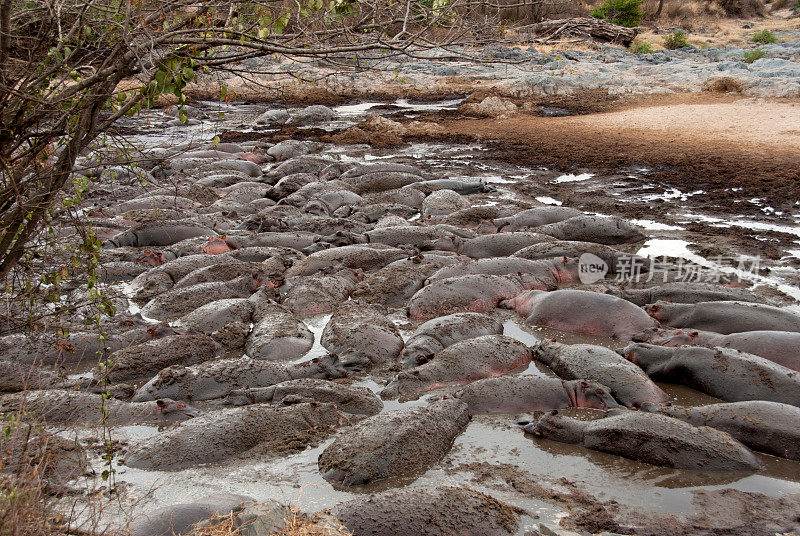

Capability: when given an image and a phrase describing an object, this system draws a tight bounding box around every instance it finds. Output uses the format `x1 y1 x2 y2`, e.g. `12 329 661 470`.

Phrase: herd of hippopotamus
2 106 800 535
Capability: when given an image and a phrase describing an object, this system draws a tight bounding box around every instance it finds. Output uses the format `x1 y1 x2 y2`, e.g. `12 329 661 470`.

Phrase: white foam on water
554 172 593 183
631 219 684 231
535 196 562 206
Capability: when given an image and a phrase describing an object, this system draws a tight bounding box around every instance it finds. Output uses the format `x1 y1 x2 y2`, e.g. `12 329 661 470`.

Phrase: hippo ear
580 380 590 388
550 409 558 416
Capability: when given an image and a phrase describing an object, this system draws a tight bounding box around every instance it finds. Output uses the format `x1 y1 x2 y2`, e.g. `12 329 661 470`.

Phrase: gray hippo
458 232 553 258
320 301 404 369
524 410 762 472
534 341 668 408
646 300 800 334
281 270 361 316
646 401 800 462
174 298 255 334
105 222 213 248
124 402 344 470
0 360 59 393
246 302 314 361
622 343 800 408
342 171 424 194
401 312 503 367
3 427 89 485
512 240 647 275
99 334 218 382
364 226 462 251
422 189 470 217
426 256 581 290
408 274 524 320
218 378 383 415
284 245 406 277
648 329 800 372
608 282 764 306
351 256 460 307
0 390 200 426
494 206 582 231
382 335 531 400
318 399 469 487
535 215 646 245
340 162 425 179
127 494 253 536
454 376 619 414
332 486 520 536
504 289 657 341
131 355 346 402
408 179 493 195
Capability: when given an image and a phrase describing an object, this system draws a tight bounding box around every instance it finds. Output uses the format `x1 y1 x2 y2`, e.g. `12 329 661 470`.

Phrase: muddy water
77 99 800 530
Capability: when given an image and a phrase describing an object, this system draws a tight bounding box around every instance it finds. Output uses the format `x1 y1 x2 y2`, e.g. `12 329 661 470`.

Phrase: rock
233 500 288 536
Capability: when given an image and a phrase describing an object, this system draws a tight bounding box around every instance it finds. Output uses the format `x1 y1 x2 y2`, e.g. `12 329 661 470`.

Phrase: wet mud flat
4 95 800 536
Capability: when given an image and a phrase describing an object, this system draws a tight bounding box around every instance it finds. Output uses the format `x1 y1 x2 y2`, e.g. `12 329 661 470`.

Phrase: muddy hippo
0 390 200 426
408 274 524 320
364 226 461 251
129 253 225 303
342 171 424 194
99 334 218 382
536 215 646 245
0 360 59 392
131 355 346 402
318 399 469 487
267 140 322 161
125 402 344 470
525 410 762 472
127 494 253 536
408 179 493 195
646 300 800 334
304 190 364 216
281 270 361 316
401 312 503 367
512 240 646 274
219 378 383 415
105 222 213 248
351 257 458 307
458 232 553 258
321 301 404 369
504 289 657 341
494 206 583 231
382 335 532 400
534 341 668 408
285 245 406 277
622 343 800 407
246 302 313 360
454 376 619 414
649 329 800 372
608 282 763 306
340 162 425 179
422 189 470 217
427 257 580 290
174 298 255 334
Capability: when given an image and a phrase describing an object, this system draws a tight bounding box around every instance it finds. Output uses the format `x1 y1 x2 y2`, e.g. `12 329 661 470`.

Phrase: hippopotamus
218 378 383 415
458 232 554 258
364 226 462 251
535 215 646 245
363 186 426 210
534 341 668 408
245 302 313 361
332 486 520 536
438 206 505 228
318 399 469 487
112 195 199 215
320 301 404 369
125 402 344 471
351 256 460 307
285 245 406 277
648 329 800 372
269 172 318 199
131 355 346 402
454 376 619 414
265 155 337 181
281 270 361 316
290 105 336 125
267 140 322 161
622 343 800 408
127 494 254 536
304 190 364 216
341 162 425 179
105 222 213 248
646 401 800 461
494 206 583 231
645 300 800 334
504 289 657 341
99 334 218 382
222 231 320 251
257 108 290 125
0 390 200 426
407 179 494 195
129 253 227 303
0 360 59 393
342 171 425 194
401 312 503 367
140 272 263 321
381 335 532 400
524 410 762 472
174 298 255 334
422 189 470 217
4 427 89 485
408 274 525 320
512 240 647 274
427 257 580 290
608 282 764 306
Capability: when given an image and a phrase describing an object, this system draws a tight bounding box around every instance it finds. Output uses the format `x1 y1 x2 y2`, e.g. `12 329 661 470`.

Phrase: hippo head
305 354 348 379
155 399 201 422
523 410 585 445
566 380 620 410
619 343 673 370
655 330 698 347
644 302 668 322
138 249 165 266
202 235 234 255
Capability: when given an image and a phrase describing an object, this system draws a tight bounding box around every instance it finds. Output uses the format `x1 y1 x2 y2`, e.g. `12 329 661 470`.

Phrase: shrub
630 40 654 53
590 0 644 27
663 30 689 49
744 48 766 63
751 30 777 44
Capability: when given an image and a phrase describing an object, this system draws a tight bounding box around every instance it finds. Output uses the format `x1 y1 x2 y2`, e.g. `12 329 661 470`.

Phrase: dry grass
184 508 353 536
